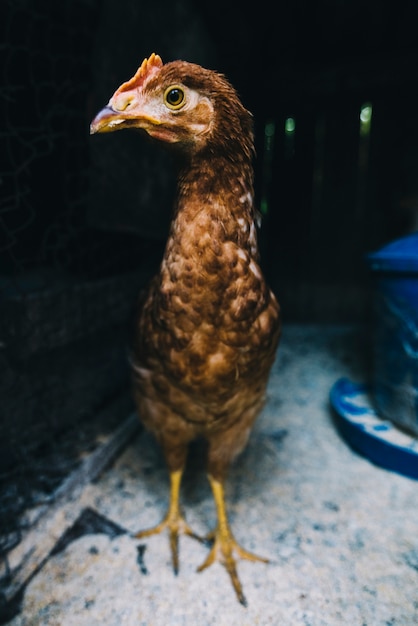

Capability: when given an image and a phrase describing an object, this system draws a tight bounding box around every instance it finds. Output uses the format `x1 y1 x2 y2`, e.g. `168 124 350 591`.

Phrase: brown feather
91 55 281 603
117 59 283 479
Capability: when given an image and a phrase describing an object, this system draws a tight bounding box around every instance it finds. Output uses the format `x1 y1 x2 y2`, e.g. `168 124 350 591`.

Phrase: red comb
115 53 163 95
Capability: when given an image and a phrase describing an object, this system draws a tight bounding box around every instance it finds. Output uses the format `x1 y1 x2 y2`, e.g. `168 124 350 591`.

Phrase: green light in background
360 103 372 136
285 117 296 135
265 121 276 138
260 199 269 215
264 120 276 152
360 105 372 123
261 119 276 216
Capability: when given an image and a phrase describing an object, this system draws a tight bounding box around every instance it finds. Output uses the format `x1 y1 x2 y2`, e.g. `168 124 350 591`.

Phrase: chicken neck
160 152 260 296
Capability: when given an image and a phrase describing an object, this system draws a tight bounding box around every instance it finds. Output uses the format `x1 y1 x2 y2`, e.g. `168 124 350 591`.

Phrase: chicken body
91 54 281 606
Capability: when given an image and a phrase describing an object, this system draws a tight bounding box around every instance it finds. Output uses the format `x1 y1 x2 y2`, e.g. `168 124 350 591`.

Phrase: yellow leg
197 475 268 607
135 469 201 574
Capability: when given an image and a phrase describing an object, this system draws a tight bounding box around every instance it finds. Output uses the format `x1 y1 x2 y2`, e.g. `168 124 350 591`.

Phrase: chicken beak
90 106 128 135
90 103 162 135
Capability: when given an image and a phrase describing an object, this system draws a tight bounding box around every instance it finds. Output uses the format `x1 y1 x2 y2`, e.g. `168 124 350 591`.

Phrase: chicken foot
198 474 268 607
134 469 202 574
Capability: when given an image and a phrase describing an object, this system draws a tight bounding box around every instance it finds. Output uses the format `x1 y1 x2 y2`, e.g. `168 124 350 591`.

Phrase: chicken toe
197 475 268 606
134 469 202 574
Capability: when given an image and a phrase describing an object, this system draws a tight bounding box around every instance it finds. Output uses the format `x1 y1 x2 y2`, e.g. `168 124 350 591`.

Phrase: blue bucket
367 232 418 436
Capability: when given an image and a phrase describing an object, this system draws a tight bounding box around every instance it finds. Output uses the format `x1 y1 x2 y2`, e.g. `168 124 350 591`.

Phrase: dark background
1 0 418 605
3 0 418 317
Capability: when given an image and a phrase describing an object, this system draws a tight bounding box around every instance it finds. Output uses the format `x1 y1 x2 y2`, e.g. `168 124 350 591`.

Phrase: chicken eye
164 86 185 110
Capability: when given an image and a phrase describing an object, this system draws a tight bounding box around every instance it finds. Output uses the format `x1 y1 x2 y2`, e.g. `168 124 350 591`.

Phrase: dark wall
2 0 418 300
196 1 418 320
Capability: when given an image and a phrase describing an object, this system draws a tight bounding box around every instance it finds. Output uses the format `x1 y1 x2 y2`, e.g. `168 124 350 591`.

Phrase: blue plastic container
367 232 418 436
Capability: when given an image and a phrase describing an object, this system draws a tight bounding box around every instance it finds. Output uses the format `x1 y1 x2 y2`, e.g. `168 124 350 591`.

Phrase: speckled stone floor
7 325 418 625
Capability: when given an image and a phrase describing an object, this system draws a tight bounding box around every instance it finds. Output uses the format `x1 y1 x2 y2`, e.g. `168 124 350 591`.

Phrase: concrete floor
7 325 418 625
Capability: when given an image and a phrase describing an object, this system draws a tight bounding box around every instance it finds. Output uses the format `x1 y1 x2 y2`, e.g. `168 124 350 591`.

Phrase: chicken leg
134 469 200 574
197 474 269 607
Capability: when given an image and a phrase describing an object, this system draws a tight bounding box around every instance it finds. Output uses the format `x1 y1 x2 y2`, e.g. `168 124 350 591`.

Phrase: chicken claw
198 475 268 606
134 469 202 574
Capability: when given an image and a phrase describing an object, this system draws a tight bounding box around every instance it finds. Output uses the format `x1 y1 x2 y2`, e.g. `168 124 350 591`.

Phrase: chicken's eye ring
164 85 186 110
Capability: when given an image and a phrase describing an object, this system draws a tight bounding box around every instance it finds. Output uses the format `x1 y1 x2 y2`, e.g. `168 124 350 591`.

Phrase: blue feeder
330 232 418 480
367 231 418 436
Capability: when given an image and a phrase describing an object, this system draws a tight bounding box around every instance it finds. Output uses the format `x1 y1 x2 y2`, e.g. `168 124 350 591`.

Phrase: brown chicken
90 53 281 606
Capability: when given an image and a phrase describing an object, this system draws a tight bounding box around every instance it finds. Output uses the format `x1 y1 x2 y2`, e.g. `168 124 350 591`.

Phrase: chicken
90 53 281 606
